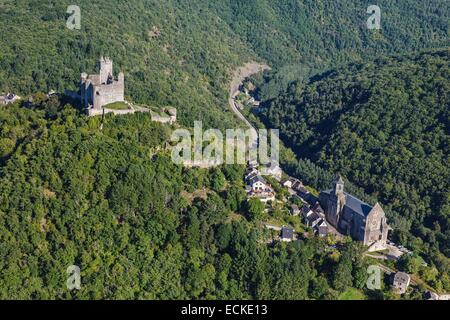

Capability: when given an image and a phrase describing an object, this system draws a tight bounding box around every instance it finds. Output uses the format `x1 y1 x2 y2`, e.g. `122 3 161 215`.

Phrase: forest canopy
257 49 450 258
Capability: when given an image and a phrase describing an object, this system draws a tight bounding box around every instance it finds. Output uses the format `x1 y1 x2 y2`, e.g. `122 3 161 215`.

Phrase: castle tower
100 56 113 84
80 57 125 114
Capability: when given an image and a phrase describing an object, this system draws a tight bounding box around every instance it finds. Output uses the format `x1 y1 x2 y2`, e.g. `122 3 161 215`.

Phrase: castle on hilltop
319 175 391 251
80 57 125 115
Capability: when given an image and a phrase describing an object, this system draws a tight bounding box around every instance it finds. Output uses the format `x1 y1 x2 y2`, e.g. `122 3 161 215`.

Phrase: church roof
345 193 373 216
322 190 373 217
249 175 266 185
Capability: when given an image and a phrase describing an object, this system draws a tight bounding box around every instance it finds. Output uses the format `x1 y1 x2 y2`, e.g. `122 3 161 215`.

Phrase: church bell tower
327 175 346 227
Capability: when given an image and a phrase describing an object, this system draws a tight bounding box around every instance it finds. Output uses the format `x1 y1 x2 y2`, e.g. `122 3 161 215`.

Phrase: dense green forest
255 50 449 263
207 0 449 71
0 0 449 299
0 0 448 128
0 99 401 299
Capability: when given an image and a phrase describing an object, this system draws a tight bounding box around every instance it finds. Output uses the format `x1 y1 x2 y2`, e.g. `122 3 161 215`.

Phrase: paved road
227 62 270 147
229 99 256 133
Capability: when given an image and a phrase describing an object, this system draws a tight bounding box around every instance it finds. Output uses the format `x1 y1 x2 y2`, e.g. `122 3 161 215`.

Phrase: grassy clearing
103 101 129 110
338 288 366 300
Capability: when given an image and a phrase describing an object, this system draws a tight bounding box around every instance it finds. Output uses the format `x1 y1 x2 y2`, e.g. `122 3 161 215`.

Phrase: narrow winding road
228 62 270 133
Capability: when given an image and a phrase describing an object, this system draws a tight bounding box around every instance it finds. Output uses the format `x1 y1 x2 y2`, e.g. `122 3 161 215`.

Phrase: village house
245 167 259 181
245 165 276 203
302 203 329 237
392 272 411 294
298 186 319 206
290 204 300 216
290 178 302 191
301 204 313 218
281 227 295 242
312 202 325 215
423 291 439 300
305 211 323 228
248 159 259 169
0 93 21 105
248 175 267 192
317 220 329 237
282 179 293 189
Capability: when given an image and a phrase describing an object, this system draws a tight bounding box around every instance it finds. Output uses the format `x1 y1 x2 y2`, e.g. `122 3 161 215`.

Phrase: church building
319 175 390 251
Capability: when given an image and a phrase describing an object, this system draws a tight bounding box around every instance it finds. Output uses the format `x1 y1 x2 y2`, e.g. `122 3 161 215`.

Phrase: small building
249 175 268 192
312 202 324 215
290 204 300 216
47 90 57 97
305 212 322 228
248 159 259 168
317 220 329 237
281 227 294 242
423 291 439 300
282 179 293 189
246 174 275 203
302 204 313 218
245 162 276 203
252 100 261 107
290 179 302 190
245 168 259 181
0 93 21 105
392 272 411 294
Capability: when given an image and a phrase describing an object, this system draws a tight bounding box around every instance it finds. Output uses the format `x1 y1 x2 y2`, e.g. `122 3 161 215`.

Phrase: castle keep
80 57 124 115
319 175 390 251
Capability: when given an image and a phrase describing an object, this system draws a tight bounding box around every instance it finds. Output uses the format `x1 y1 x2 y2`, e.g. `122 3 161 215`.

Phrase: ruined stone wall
100 59 113 84
99 81 124 106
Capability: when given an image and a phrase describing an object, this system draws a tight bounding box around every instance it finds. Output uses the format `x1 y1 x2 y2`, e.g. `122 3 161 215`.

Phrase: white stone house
392 272 411 294
249 175 268 192
282 179 293 188
246 173 275 203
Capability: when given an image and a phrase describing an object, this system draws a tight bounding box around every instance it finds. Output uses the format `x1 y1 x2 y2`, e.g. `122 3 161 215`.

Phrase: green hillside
0 100 377 299
0 0 449 299
0 0 448 128
207 0 449 70
259 50 450 259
